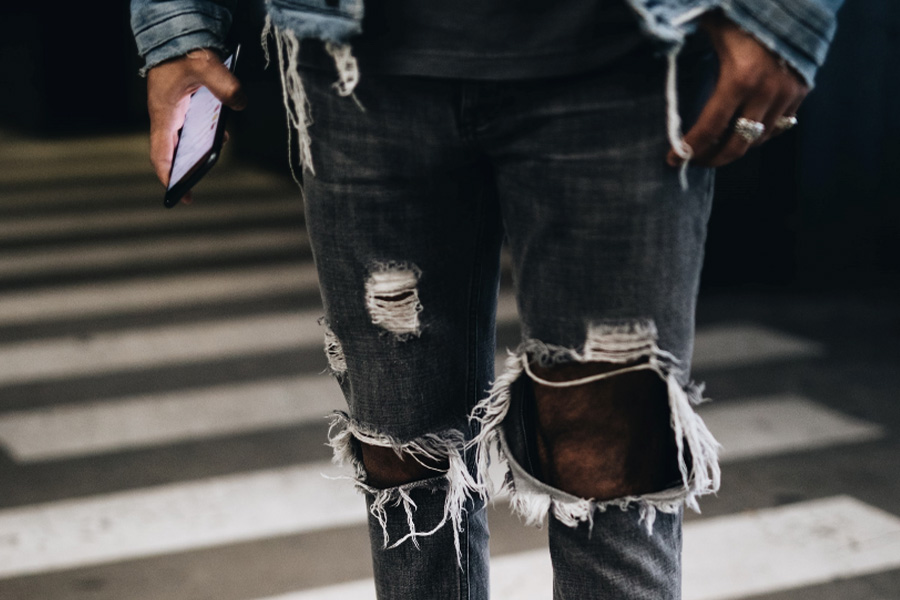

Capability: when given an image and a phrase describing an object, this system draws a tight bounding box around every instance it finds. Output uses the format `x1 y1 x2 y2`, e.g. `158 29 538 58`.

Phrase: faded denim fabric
299 41 716 599
131 0 844 86
131 0 237 75
267 0 364 43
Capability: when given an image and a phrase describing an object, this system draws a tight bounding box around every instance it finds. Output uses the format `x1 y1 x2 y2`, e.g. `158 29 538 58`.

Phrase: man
132 0 842 597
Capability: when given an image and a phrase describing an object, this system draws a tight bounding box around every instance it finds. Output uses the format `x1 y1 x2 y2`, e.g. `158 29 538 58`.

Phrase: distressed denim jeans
299 41 720 600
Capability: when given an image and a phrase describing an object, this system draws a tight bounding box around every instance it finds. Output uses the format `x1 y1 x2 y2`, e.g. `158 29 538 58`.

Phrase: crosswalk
1 130 898 600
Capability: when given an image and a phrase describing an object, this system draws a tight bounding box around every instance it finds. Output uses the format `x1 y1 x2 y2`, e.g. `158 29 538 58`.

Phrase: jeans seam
463 165 493 600
463 166 491 418
462 506 471 599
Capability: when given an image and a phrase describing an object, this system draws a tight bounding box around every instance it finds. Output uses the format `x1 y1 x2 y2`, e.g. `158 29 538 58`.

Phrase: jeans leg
549 509 682 600
296 67 500 599
466 42 718 599
368 485 490 599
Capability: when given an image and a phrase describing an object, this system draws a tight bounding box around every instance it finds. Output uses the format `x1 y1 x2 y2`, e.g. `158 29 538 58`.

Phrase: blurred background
0 1 898 599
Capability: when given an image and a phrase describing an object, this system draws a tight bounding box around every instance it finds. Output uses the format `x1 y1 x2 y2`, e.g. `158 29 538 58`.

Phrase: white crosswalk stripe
0 264 320 324
700 394 884 461
0 130 151 162
0 199 302 243
0 312 321 386
0 229 307 280
683 495 900 600
0 376 346 461
0 169 295 209
685 324 823 369
0 462 358 579
0 154 155 185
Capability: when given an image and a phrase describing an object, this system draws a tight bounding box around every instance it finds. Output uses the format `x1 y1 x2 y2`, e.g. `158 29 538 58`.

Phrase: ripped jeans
301 41 720 600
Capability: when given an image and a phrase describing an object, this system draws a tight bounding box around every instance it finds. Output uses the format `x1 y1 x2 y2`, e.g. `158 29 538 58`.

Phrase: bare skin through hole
529 361 684 501
360 444 450 489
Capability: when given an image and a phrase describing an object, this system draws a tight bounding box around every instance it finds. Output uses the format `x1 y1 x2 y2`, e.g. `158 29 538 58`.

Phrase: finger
150 129 178 186
783 95 804 122
708 107 767 168
149 106 187 186
706 78 778 167
149 92 190 186
757 93 794 143
667 78 742 167
770 96 804 140
190 54 248 111
754 70 806 144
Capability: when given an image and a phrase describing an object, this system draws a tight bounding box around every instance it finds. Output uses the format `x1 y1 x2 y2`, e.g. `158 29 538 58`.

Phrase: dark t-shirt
300 0 645 80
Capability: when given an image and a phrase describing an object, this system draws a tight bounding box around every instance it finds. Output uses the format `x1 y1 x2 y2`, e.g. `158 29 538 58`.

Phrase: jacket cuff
132 7 233 75
719 0 842 88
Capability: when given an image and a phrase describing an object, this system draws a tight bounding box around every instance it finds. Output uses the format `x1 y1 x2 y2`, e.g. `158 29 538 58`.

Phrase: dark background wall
702 0 900 290
0 1 895 291
0 4 145 133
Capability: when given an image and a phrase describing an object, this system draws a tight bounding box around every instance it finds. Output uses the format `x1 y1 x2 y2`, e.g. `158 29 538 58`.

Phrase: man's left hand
667 12 809 168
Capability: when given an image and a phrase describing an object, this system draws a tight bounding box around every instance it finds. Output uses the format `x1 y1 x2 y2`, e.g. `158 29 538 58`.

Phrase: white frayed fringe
265 17 314 183
320 319 347 375
665 45 693 191
324 42 360 98
262 17 364 185
327 412 483 565
505 468 689 535
468 321 721 534
365 263 424 339
261 16 273 68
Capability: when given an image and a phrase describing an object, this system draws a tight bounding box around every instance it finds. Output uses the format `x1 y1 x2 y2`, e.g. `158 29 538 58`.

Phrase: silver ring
775 115 798 130
734 117 766 143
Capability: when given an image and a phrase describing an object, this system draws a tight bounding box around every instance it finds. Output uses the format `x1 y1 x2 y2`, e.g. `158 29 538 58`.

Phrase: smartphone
164 46 240 208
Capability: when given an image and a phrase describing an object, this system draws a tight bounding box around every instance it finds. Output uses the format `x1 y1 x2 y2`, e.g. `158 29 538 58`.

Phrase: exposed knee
360 443 450 489
529 361 682 501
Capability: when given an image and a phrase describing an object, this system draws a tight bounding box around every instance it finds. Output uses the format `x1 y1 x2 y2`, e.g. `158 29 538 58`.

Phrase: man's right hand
147 49 247 203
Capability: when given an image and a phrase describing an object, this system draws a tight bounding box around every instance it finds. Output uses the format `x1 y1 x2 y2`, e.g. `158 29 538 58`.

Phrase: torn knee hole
360 443 450 489
469 322 721 531
327 413 483 562
526 361 682 501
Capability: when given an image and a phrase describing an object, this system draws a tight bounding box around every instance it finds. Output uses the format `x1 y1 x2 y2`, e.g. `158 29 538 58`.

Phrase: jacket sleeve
131 0 238 74
718 0 845 87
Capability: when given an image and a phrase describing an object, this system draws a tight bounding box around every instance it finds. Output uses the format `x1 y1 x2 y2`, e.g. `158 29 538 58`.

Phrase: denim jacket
132 0 844 87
